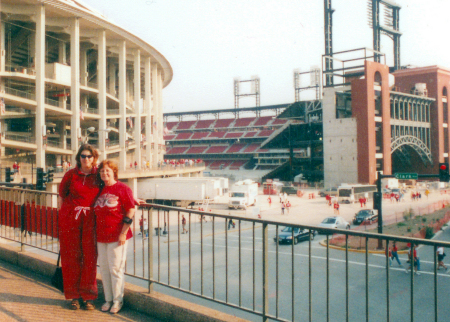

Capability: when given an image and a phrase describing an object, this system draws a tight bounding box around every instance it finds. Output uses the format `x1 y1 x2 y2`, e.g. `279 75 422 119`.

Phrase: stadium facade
164 56 450 187
0 0 171 171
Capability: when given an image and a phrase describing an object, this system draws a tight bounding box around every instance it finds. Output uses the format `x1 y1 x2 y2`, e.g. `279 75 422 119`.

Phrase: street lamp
83 127 112 144
83 127 96 143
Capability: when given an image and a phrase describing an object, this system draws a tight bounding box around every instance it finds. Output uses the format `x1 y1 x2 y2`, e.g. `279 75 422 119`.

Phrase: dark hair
97 159 119 181
75 144 99 168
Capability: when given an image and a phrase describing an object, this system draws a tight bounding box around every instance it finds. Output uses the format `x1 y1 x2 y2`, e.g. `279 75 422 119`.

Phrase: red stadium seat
205 146 228 154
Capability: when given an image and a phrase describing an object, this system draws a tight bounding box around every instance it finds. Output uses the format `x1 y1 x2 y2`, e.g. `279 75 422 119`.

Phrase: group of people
58 144 138 314
386 242 448 276
411 192 422 201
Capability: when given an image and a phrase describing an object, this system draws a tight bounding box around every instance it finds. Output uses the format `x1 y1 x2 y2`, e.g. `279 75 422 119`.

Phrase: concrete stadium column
151 63 159 168
134 49 141 169
35 4 46 168
80 48 87 86
118 40 127 170
0 22 4 157
144 57 152 167
58 42 67 109
108 61 116 96
98 30 107 161
0 22 5 72
58 42 66 64
157 68 164 162
70 17 80 165
127 177 138 199
61 121 67 150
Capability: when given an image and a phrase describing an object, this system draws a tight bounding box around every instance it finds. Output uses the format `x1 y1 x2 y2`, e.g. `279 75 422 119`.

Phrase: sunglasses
80 154 93 159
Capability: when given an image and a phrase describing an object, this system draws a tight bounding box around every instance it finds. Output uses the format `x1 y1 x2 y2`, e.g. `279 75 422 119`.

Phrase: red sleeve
120 184 136 213
59 169 75 198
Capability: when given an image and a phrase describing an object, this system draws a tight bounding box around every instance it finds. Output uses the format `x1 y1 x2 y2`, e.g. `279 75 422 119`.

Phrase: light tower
234 76 260 117
293 66 321 102
367 0 401 70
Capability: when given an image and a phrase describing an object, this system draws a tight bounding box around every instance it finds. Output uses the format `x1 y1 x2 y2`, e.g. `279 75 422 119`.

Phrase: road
126 215 450 322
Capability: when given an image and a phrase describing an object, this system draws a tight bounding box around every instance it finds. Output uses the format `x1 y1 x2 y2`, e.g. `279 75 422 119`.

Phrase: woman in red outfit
58 144 101 310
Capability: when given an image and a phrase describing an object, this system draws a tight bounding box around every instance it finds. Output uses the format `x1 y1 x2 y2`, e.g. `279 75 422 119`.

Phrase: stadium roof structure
164 103 292 120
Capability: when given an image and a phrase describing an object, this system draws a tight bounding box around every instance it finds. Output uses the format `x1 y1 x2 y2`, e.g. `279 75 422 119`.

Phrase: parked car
353 209 378 225
317 216 350 234
318 187 338 197
281 186 298 195
273 226 316 244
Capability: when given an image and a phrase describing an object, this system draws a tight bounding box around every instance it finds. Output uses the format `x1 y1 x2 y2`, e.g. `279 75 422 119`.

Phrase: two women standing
58 144 136 314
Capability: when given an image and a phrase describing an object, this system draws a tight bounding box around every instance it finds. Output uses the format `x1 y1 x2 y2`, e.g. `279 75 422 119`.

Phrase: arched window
374 71 382 85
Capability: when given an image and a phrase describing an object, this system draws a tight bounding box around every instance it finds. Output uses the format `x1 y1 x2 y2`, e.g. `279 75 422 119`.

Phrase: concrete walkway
0 259 161 322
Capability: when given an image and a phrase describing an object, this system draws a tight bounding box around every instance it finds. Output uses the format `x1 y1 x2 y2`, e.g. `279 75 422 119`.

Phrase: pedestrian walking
228 218 235 230
405 244 421 275
286 200 291 214
267 196 272 207
182 215 188 234
333 202 340 215
139 217 143 235
279 193 282 203
281 202 285 215
143 218 148 239
390 241 402 266
437 246 448 271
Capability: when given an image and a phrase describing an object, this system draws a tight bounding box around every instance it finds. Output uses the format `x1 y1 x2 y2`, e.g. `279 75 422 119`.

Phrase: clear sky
81 0 450 113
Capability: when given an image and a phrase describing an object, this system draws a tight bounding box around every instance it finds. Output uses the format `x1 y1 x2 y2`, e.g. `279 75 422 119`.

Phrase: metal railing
4 133 36 144
5 87 69 110
1 186 450 321
5 87 36 101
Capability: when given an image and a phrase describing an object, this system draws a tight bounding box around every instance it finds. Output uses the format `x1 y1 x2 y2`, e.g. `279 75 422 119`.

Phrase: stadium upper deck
163 102 320 173
0 0 171 170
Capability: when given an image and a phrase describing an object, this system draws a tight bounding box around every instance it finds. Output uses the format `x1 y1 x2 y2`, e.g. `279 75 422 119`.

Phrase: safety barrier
1 186 450 321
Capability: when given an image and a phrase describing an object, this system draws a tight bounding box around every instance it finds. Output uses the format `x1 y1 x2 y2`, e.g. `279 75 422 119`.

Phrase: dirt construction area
207 187 450 229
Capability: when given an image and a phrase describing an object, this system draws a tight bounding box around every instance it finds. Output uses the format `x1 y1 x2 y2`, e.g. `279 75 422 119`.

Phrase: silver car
318 216 351 234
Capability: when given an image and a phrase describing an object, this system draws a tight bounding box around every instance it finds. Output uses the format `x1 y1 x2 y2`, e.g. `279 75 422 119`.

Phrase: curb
318 238 409 254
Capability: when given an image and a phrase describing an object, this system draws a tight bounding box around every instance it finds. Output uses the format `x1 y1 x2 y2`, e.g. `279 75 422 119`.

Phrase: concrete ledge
0 243 248 322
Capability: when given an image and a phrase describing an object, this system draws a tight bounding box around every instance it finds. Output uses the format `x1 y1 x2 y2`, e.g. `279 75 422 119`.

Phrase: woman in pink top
94 160 136 314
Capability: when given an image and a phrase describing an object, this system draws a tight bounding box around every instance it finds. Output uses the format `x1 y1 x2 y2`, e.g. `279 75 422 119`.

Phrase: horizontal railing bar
141 203 450 247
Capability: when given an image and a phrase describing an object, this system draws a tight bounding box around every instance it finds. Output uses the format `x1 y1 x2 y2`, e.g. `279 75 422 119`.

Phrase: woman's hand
118 233 127 246
134 198 145 205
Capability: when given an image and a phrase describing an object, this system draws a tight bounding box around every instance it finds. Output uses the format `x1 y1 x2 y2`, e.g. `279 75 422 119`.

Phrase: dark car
353 209 378 225
274 226 316 244
281 186 298 195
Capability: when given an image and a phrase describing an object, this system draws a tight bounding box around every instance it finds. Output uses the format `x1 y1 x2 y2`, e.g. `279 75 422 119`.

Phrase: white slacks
97 240 128 304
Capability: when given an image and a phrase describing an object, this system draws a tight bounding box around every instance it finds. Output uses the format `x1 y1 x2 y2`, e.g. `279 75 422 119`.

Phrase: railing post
262 222 269 322
20 203 25 252
148 207 154 293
